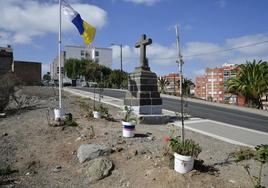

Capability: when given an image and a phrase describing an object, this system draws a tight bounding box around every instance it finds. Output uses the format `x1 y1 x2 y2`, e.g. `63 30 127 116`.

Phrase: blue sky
1 0 268 80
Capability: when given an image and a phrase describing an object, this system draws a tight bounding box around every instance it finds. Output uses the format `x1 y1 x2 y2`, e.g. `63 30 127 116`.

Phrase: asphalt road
77 87 268 133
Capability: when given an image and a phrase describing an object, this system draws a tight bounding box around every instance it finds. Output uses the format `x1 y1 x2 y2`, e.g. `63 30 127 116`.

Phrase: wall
14 61 41 85
0 47 13 76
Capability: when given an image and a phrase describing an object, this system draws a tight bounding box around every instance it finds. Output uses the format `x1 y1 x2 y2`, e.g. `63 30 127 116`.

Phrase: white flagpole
58 0 62 110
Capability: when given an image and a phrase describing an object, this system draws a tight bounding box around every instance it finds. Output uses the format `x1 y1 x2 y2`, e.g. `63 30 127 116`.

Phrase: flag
61 0 96 45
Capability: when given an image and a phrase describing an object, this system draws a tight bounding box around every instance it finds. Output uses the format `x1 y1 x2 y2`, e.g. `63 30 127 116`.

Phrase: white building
65 45 112 68
51 45 112 81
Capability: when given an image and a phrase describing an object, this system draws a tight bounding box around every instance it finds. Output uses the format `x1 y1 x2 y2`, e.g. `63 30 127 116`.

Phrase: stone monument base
131 105 162 115
137 114 170 125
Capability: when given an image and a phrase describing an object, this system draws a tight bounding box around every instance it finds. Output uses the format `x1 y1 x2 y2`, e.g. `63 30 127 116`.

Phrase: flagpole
58 0 62 110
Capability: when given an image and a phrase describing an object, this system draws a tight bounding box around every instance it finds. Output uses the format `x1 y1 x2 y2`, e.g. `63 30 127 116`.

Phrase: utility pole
174 75 176 95
120 44 123 72
175 25 185 143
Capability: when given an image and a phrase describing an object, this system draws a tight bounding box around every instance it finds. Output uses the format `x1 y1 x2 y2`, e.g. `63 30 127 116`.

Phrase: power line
184 40 268 58
115 39 268 61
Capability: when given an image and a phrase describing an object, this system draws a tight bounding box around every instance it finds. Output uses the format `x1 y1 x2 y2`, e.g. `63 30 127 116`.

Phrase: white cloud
121 0 161 5
111 43 177 71
0 0 107 45
183 42 229 62
226 33 268 55
182 33 268 68
112 33 268 77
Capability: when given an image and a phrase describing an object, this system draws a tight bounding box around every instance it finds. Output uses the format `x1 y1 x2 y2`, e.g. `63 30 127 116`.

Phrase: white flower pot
93 111 101 119
54 108 64 121
122 121 135 138
174 152 194 174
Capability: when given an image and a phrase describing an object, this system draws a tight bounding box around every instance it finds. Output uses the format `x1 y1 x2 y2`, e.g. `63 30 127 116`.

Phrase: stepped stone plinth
124 34 162 115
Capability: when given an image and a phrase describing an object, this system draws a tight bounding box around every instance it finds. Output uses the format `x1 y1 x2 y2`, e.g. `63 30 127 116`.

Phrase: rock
87 158 113 183
77 144 112 163
113 146 124 152
138 149 147 155
52 165 62 173
189 169 199 177
117 140 126 145
130 149 138 156
147 136 155 141
2 132 8 137
0 113 6 118
25 171 36 176
1 184 15 188
228 179 236 184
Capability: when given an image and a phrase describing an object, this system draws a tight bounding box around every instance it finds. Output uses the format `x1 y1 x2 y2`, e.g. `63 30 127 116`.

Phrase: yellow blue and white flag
61 0 96 45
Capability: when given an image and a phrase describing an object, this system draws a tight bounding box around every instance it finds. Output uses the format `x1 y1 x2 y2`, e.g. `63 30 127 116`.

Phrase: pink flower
164 136 171 142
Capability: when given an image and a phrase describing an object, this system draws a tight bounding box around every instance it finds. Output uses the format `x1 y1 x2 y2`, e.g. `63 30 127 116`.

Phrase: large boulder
77 144 112 163
87 157 113 183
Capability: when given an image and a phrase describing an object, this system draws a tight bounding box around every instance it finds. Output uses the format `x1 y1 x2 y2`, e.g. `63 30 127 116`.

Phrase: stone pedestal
124 67 162 115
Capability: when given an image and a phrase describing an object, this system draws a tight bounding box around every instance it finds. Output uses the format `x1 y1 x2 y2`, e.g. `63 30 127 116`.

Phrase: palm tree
227 60 268 109
182 78 195 96
158 77 170 93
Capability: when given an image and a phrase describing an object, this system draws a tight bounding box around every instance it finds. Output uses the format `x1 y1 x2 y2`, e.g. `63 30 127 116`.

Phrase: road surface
76 87 268 133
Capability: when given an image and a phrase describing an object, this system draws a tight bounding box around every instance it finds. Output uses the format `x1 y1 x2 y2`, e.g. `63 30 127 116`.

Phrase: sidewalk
64 87 268 147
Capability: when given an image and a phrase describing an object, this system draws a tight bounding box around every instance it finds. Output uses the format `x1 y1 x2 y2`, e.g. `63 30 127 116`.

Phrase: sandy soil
0 86 266 188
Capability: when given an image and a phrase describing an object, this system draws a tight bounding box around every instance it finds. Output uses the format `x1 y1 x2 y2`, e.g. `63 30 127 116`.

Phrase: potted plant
93 105 101 119
121 106 136 138
167 137 202 174
54 108 64 121
92 84 101 119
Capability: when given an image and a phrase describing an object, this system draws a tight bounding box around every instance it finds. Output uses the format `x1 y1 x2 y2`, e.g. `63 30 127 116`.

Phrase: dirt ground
0 86 267 188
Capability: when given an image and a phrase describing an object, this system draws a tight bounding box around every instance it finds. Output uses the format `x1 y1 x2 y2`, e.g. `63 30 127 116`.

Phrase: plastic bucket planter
122 121 135 138
54 108 64 121
93 111 101 119
174 153 194 174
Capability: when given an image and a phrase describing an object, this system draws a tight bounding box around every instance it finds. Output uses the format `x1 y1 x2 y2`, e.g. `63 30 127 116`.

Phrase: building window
224 70 230 77
95 51 99 57
95 58 99 63
231 69 236 75
81 50 85 56
57 67 64 74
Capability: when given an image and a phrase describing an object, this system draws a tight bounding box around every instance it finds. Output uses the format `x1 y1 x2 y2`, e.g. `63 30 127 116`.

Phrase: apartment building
51 45 112 81
161 73 181 95
195 63 245 106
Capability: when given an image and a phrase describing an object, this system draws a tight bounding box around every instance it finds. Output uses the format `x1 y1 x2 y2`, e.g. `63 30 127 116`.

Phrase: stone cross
135 34 152 70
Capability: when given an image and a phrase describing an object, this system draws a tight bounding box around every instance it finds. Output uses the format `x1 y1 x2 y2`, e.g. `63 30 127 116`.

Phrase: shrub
64 113 78 126
96 104 114 121
168 137 202 157
230 145 268 188
122 106 136 123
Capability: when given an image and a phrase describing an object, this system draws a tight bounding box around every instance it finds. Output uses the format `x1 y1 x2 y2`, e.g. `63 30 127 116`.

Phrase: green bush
230 144 268 188
168 138 202 158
